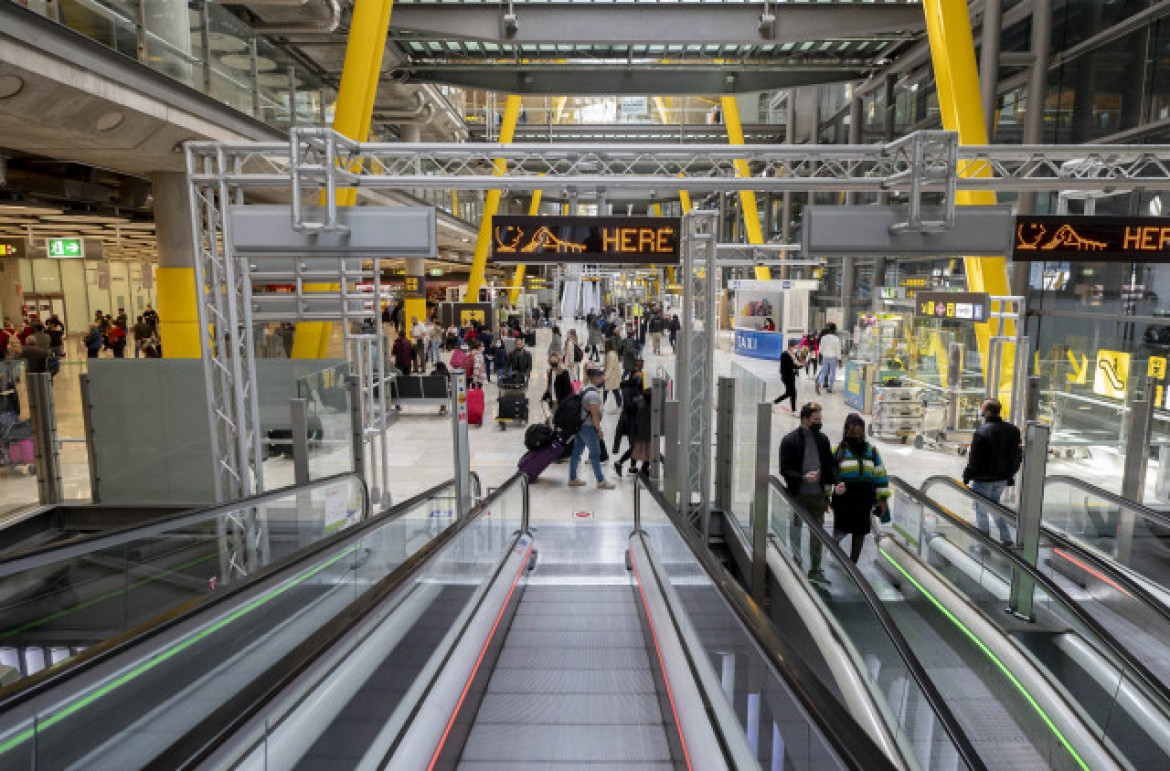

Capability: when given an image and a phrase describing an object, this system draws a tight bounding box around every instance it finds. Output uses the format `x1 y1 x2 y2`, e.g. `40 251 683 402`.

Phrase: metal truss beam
403 64 865 96
390 3 925 45
188 129 1170 199
467 123 788 144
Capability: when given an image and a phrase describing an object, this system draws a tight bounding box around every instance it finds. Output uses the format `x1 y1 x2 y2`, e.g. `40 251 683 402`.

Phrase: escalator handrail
921 474 1170 626
635 475 898 771
768 475 988 771
153 471 530 770
1043 474 1170 530
889 476 1170 709
0 471 370 579
0 474 458 712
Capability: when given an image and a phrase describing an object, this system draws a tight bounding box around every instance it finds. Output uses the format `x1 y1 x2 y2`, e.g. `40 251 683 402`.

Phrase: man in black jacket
963 398 1023 546
779 402 838 583
772 340 800 411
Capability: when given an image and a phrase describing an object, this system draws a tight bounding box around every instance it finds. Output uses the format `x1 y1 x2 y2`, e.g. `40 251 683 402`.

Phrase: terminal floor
0 325 1159 522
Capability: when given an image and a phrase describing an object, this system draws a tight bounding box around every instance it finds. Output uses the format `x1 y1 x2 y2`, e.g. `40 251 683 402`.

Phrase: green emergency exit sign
47 237 84 258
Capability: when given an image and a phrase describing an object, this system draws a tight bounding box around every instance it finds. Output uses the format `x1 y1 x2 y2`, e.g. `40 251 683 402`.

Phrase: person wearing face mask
779 402 838 584
830 413 890 564
962 398 1022 547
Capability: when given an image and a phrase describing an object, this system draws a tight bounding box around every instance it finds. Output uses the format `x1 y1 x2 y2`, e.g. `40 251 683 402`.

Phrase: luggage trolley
869 385 923 444
495 371 530 430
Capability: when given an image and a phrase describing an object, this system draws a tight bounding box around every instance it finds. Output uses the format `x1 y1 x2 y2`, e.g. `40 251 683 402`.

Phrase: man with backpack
620 329 640 380
83 324 103 359
648 313 665 355
566 365 615 490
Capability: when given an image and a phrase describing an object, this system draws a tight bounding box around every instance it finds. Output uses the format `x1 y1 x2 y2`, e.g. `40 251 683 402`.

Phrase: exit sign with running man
46 237 84 259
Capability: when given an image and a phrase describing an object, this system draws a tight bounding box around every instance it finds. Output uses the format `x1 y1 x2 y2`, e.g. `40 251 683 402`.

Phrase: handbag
874 503 891 524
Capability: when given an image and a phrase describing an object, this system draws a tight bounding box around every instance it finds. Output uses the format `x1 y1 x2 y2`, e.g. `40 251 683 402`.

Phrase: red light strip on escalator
428 540 534 771
1052 548 1130 596
630 550 693 771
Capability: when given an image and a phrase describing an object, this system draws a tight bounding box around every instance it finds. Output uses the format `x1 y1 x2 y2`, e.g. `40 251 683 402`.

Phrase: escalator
0 473 390 682
921 475 1170 688
0 472 919 770
785 475 1170 769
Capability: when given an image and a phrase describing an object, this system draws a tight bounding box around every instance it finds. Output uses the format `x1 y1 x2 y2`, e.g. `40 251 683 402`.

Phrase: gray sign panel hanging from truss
229 206 436 257
802 205 1015 257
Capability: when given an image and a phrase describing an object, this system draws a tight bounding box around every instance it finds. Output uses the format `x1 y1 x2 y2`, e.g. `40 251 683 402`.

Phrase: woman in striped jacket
830 413 891 563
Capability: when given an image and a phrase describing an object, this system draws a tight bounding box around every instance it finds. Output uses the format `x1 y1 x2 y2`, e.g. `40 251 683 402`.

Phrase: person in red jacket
391 330 413 377
106 322 128 358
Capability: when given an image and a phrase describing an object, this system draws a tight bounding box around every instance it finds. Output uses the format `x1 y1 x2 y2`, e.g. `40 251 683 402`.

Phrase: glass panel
296 363 356 483
641 514 850 770
0 478 450 769
0 361 39 518
728 362 765 530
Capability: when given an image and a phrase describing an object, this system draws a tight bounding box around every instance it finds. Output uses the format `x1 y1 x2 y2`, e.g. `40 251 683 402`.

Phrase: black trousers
774 375 797 409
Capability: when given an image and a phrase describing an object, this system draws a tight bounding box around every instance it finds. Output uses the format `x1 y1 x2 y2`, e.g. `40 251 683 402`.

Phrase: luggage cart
912 387 982 454
869 386 923 444
495 371 530 430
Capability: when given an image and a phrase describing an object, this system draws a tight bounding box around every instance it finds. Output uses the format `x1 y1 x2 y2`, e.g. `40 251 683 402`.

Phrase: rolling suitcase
518 440 563 482
466 386 485 426
496 392 528 427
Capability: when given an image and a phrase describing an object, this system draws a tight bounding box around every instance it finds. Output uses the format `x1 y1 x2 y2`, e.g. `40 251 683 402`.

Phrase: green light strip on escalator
878 547 1089 771
0 544 358 756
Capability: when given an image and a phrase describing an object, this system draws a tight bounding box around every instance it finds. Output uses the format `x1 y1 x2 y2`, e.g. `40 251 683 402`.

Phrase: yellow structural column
292 0 396 358
722 96 771 280
921 0 1015 399
466 94 523 304
508 188 543 305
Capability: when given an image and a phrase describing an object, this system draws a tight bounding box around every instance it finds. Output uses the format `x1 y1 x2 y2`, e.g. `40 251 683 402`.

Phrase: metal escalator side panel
628 535 732 771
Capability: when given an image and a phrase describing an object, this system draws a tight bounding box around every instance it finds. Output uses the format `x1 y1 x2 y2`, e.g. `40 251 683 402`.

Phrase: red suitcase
518 440 564 482
466 386 485 426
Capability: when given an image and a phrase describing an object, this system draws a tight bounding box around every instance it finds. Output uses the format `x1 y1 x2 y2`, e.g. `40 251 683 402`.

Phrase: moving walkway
763 474 1170 769
0 472 950 770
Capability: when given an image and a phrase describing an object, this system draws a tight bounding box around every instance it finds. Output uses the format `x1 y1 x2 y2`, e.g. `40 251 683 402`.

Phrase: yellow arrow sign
1066 350 1088 384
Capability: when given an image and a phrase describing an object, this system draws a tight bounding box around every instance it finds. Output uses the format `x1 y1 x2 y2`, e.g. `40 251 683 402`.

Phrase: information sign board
0 239 26 259
913 292 990 322
491 215 680 265
1013 215 1170 262
46 237 84 259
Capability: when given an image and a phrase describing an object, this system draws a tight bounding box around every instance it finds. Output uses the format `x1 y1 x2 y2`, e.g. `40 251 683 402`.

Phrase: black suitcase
524 331 536 347
524 423 554 450
497 392 529 424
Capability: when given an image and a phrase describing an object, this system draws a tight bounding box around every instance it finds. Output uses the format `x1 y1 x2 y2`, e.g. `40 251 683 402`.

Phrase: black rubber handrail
162 472 529 770
635 475 899 771
889 476 1170 710
1044 474 1170 529
768 475 988 771
0 474 461 712
922 475 1170 626
0 471 369 578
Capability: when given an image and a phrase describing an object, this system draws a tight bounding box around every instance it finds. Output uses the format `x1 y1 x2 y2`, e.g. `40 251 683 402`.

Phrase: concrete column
1014 0 1053 297
404 257 427 329
399 122 422 143
152 172 202 358
142 0 193 83
979 0 1003 140
872 257 887 312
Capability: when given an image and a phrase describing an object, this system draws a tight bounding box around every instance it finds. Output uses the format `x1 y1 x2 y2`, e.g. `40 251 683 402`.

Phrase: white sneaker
597 480 615 490
568 479 587 487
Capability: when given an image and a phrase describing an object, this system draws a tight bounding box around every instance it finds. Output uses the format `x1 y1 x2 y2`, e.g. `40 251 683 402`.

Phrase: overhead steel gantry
187 128 1170 492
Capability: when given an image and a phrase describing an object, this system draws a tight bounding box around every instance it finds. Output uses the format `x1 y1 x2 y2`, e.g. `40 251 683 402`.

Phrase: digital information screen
1013 215 1170 262
491 216 680 265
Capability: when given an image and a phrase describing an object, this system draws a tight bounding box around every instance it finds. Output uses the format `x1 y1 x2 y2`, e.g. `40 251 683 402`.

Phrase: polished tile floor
0 323 1158 522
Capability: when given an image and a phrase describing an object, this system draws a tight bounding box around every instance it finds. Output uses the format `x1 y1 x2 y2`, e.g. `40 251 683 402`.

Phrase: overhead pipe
249 0 343 35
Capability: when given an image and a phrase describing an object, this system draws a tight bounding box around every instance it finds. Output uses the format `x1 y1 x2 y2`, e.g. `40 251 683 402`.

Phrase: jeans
970 479 1012 541
790 492 828 572
570 424 605 482
817 357 839 390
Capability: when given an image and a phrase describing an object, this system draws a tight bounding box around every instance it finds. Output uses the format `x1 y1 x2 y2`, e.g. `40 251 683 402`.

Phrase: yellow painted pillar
921 0 1015 400
156 268 202 358
466 95 523 304
722 96 771 280
508 187 543 305
292 0 396 358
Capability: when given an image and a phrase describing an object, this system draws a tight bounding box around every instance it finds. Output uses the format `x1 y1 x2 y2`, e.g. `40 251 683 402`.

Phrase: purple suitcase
518 440 564 482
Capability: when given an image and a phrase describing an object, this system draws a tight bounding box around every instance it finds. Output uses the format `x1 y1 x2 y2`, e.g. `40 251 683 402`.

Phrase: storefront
730 279 816 360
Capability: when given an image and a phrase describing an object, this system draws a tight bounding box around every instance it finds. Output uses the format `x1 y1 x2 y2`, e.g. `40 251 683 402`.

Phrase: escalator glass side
1042 475 1170 593
887 479 1170 770
0 474 369 681
209 476 529 770
767 483 981 771
922 476 1170 687
637 484 893 771
0 480 458 771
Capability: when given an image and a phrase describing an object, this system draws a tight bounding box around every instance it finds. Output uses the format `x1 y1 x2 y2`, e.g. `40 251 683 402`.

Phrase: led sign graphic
1013 215 1170 262
913 291 990 322
491 216 680 265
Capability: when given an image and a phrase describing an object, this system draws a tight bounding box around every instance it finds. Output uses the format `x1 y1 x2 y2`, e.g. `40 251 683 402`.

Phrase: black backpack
524 423 554 451
573 343 583 363
553 386 595 439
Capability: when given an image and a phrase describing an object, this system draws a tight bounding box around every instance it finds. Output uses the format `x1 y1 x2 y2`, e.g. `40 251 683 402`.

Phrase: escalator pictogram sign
1093 350 1131 399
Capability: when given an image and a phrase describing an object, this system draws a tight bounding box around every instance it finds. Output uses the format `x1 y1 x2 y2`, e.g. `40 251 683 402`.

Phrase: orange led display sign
491 216 680 265
1013 215 1170 262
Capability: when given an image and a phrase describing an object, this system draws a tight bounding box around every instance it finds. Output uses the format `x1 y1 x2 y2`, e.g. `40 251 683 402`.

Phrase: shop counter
733 327 786 360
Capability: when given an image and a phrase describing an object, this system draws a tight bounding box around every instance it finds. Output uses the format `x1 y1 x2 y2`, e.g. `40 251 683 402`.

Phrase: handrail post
290 398 310 486
751 402 771 605
1009 422 1049 620
27 373 62 505
715 377 735 513
450 368 471 518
